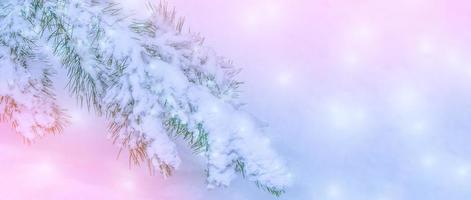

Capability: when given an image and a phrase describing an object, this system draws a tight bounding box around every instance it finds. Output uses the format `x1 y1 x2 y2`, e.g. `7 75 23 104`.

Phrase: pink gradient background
2 0 471 199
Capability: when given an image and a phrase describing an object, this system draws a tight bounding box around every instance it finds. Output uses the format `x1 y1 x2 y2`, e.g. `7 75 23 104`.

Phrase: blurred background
2 0 471 199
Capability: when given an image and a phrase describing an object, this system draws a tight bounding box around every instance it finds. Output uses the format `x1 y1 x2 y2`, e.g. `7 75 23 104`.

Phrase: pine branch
0 0 291 196
235 159 286 197
27 0 102 111
0 2 67 142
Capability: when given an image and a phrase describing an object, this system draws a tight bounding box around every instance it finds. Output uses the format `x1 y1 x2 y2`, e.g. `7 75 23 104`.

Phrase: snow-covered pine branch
0 3 67 142
0 0 292 196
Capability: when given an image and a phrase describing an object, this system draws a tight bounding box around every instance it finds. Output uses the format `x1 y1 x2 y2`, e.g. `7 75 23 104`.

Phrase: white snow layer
0 0 291 192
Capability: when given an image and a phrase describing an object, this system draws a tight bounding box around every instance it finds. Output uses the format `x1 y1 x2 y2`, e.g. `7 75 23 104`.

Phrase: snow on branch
0 0 291 196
